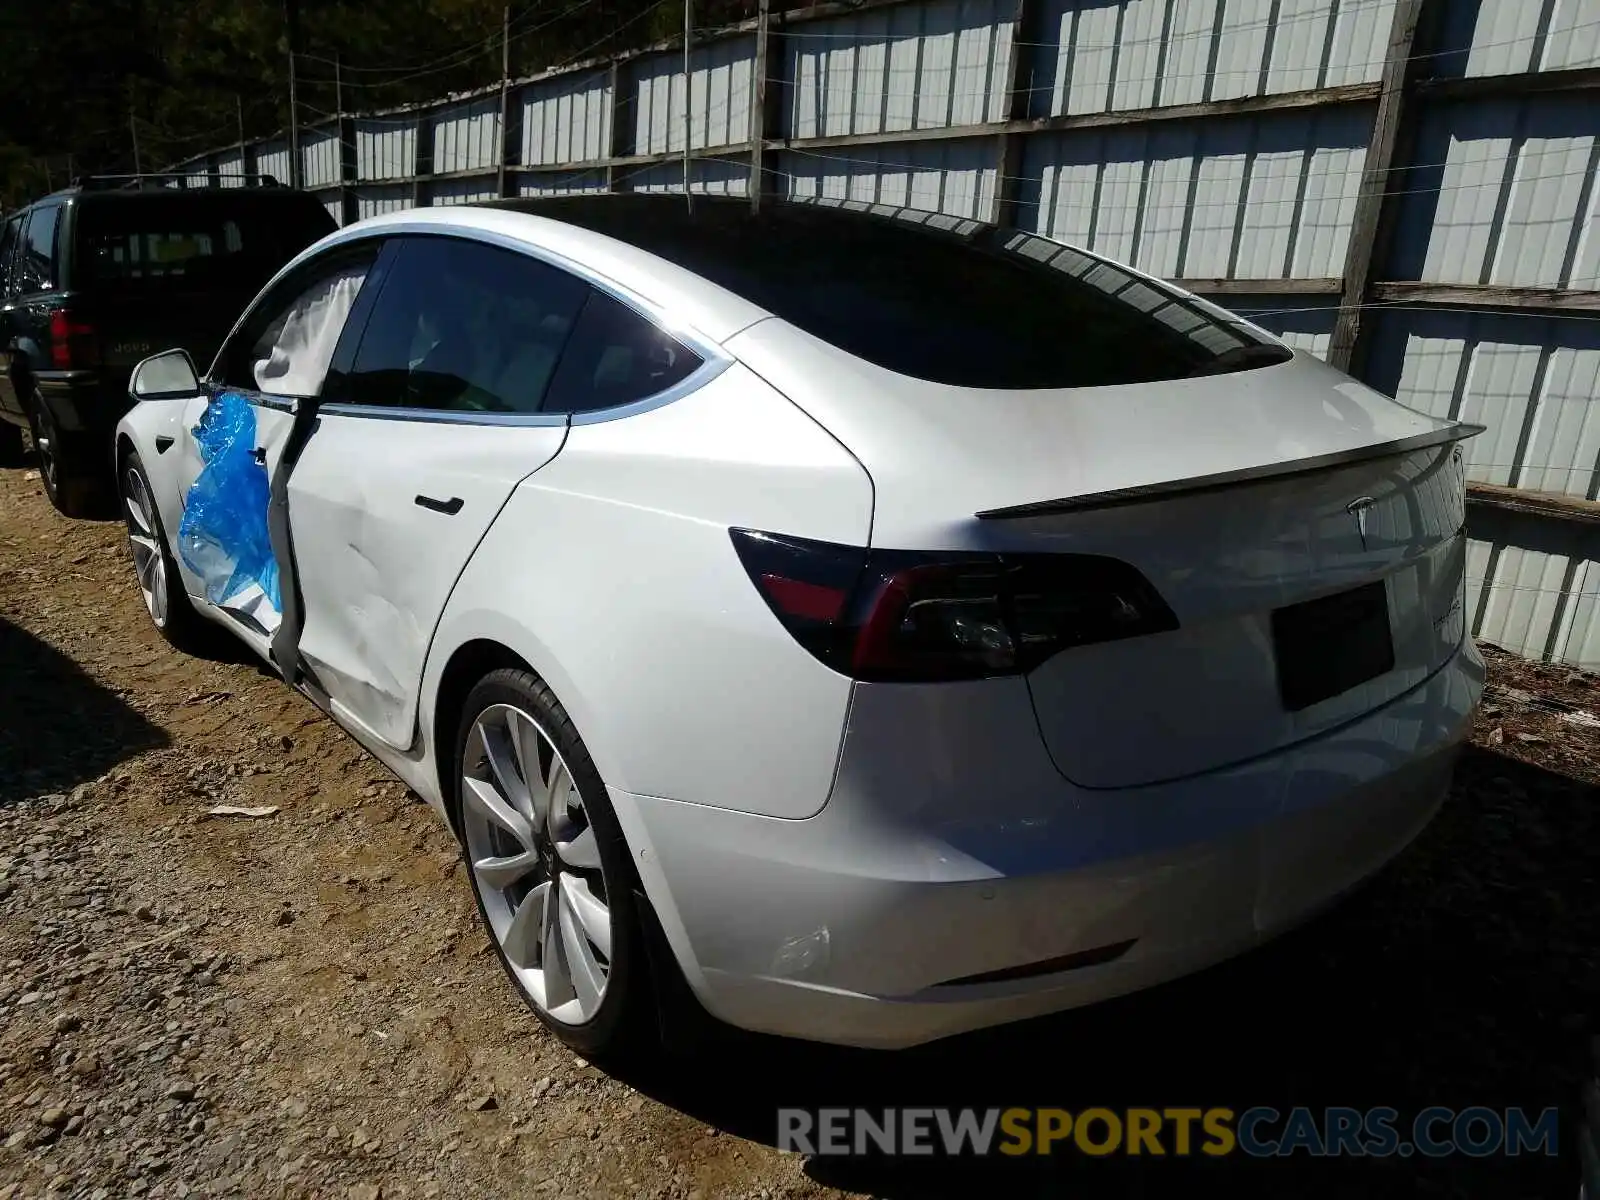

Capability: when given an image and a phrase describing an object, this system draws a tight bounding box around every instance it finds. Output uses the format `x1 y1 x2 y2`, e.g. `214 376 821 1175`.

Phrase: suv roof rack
69 172 284 192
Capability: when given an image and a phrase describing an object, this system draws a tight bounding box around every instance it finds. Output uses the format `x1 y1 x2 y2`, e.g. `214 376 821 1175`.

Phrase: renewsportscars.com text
777 1106 1560 1158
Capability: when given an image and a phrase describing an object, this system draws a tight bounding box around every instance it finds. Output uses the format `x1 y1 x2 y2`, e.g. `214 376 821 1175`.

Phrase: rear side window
542 290 702 414
0 217 20 295
538 198 1290 389
346 237 587 414
73 198 334 294
14 205 59 293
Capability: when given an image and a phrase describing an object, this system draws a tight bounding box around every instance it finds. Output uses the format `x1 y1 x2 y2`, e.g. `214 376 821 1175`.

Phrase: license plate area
1272 580 1394 712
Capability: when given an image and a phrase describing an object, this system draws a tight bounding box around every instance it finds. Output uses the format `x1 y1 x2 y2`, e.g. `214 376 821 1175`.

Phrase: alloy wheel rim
123 467 169 627
461 703 612 1025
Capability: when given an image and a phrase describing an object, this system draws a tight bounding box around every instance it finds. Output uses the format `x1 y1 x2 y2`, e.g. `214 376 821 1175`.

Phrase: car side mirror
130 349 202 402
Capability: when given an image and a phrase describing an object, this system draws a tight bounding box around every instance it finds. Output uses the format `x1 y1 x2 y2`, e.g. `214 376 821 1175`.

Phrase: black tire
453 668 655 1061
121 449 210 652
27 389 107 518
0 420 25 467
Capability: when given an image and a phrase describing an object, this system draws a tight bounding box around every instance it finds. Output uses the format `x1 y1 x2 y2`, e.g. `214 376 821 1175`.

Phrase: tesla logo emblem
1347 496 1377 550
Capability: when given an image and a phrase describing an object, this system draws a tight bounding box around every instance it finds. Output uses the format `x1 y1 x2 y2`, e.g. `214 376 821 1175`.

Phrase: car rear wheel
454 669 652 1060
122 450 207 651
28 390 104 518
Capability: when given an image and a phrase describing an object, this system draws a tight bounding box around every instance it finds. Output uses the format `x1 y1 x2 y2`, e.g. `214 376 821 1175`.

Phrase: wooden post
992 0 1040 227
336 55 358 223
683 0 694 206
498 5 515 198
1327 0 1429 372
748 0 780 209
605 60 630 193
285 0 303 190
413 112 433 209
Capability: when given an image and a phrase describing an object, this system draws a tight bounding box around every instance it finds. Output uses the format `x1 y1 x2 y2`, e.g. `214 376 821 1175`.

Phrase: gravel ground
0 456 1596 1199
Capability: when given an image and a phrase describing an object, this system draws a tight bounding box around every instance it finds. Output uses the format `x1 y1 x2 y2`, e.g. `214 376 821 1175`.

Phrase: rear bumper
610 638 1484 1049
36 371 132 434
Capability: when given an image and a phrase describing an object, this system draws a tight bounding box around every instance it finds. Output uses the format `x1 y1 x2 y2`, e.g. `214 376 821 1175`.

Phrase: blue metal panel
431 177 500 206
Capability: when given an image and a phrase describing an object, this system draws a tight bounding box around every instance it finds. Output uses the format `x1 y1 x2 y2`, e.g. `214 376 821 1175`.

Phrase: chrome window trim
282 220 732 427
315 402 569 428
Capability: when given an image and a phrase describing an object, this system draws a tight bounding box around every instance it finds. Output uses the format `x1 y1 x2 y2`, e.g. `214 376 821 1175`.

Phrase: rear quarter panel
421 363 874 820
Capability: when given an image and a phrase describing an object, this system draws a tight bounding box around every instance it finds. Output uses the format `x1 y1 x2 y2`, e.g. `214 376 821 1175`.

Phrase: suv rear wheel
28 389 104 518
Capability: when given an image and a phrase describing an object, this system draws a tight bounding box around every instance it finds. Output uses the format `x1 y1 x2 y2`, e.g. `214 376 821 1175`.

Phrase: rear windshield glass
74 198 334 294
516 196 1290 389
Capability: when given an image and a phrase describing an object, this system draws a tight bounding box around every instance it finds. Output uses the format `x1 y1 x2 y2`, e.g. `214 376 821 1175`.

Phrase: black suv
0 176 337 515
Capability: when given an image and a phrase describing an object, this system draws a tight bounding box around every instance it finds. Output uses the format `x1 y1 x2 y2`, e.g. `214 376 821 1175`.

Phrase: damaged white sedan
115 196 1484 1055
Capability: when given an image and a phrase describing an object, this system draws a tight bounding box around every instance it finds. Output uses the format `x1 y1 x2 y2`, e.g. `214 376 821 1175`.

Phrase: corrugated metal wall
169 0 1600 668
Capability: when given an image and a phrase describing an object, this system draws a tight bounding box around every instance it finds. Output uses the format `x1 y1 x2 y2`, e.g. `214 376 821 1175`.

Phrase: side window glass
542 289 703 414
14 206 59 293
218 256 373 396
0 218 20 296
346 237 586 414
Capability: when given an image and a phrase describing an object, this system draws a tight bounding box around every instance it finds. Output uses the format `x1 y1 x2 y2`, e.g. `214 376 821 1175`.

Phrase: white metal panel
632 37 754 154
630 159 750 197
1542 0 1600 72
1518 339 1600 496
1472 543 1575 661
1206 294 1337 360
256 142 290 187
1159 0 1221 107
517 169 609 197
318 189 343 227
355 120 416 181
1560 560 1600 668
301 129 341 189
1406 96 1599 288
217 150 246 187
1323 0 1398 87
430 177 498 206
1024 108 1364 281
780 138 996 218
431 98 501 174
1210 0 1275 102
1366 310 1600 499
355 185 413 220
185 166 209 190
787 0 1010 137
521 69 611 165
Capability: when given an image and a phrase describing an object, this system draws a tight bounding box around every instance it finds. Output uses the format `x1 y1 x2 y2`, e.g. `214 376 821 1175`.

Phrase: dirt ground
0 455 1596 1200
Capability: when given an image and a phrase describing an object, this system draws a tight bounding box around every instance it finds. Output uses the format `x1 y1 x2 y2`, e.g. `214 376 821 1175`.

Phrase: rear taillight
49 309 97 370
731 528 1178 682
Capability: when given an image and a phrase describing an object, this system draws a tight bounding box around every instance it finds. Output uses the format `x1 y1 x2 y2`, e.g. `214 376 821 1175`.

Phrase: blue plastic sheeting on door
177 391 281 618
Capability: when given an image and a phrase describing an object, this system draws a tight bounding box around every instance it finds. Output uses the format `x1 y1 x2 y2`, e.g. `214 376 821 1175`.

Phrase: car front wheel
454 668 652 1060
122 449 207 650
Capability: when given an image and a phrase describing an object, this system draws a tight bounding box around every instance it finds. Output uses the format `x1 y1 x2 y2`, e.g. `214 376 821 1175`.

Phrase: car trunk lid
725 318 1479 787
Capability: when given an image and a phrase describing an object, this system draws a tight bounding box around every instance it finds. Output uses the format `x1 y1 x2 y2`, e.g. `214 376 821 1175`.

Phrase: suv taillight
730 528 1178 682
49 309 97 370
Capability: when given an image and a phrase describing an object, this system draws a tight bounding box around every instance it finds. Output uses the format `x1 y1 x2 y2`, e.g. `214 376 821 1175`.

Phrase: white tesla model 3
115 195 1484 1054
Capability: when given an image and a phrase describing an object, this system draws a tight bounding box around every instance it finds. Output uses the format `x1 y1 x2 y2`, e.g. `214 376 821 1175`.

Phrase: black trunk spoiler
973 422 1485 520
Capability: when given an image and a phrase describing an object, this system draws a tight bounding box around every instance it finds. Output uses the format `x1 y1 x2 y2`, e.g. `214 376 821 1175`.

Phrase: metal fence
169 0 1600 670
